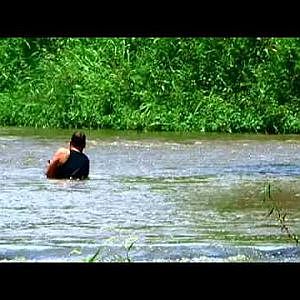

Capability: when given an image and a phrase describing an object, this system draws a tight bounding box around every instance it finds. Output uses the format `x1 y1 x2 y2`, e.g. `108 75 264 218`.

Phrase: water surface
1 127 300 262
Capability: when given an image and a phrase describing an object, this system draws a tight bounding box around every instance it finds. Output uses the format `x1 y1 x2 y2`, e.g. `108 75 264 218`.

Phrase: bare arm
45 147 70 178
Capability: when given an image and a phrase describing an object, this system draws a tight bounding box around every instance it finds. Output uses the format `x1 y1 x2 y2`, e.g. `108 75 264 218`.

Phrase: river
1 127 300 262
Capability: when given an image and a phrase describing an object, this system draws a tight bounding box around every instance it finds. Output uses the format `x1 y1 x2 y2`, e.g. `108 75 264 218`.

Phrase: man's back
46 131 89 179
55 150 89 179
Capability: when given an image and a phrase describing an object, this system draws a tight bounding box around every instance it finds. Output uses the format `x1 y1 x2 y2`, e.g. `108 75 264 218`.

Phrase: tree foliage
0 37 299 133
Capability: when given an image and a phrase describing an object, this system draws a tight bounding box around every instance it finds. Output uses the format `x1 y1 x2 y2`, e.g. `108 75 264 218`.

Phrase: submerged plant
69 248 82 256
124 237 138 263
263 182 299 245
87 247 102 263
85 236 139 262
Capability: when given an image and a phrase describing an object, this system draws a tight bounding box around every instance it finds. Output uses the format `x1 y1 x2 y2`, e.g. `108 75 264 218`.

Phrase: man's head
70 131 86 152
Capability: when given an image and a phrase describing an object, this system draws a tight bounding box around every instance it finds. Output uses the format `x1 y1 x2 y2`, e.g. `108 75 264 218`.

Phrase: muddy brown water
1 127 300 262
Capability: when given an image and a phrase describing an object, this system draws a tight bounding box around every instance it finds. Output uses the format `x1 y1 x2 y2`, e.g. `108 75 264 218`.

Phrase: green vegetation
262 182 299 245
85 237 138 262
1 37 300 133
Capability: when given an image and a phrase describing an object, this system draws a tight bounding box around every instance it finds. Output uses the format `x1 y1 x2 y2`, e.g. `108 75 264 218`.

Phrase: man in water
46 131 89 179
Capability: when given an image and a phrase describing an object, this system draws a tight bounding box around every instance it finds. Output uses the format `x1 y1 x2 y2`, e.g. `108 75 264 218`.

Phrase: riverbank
1 38 300 133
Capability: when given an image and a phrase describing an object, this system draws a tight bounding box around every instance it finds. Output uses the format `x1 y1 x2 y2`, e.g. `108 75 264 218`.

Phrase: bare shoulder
46 147 70 178
52 147 70 164
56 147 70 155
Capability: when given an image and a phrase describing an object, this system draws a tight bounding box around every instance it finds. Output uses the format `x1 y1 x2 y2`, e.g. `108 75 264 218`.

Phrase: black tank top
56 150 89 179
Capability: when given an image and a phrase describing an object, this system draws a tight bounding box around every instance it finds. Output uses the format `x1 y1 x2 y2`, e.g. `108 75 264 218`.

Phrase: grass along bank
1 37 300 133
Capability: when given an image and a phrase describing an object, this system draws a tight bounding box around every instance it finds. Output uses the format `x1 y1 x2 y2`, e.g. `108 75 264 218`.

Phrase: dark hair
71 131 86 149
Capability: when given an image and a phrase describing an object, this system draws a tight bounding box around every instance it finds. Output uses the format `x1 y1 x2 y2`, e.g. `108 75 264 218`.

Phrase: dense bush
0 37 299 133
